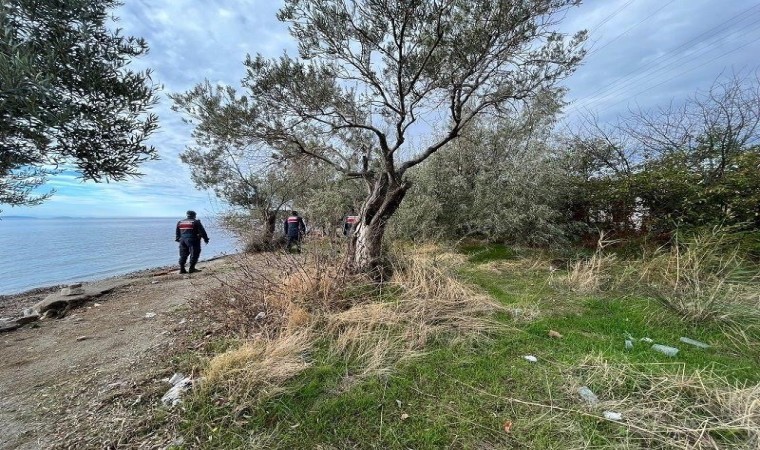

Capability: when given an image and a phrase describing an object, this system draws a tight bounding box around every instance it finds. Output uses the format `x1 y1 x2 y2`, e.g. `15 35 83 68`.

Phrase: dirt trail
0 257 236 449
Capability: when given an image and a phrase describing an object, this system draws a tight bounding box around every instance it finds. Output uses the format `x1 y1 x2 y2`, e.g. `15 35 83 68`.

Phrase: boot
179 266 187 274
188 265 201 273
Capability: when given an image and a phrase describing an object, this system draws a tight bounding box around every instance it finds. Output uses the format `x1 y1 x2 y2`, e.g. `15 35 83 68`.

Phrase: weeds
563 231 619 293
190 243 507 422
573 354 760 449
634 229 760 325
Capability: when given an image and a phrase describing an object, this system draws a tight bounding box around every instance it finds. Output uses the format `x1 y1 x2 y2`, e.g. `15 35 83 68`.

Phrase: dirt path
0 257 237 450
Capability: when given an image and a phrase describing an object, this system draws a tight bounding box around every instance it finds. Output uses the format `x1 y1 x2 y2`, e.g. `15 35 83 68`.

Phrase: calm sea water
0 217 240 295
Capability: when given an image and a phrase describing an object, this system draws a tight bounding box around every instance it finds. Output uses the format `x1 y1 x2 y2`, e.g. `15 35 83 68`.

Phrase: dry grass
571 354 760 449
561 232 619 293
196 243 507 401
632 230 760 325
455 354 760 449
325 244 507 379
202 330 313 404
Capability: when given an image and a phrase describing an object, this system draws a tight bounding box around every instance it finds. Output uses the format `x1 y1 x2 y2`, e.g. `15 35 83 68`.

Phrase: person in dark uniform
342 209 359 236
175 210 209 273
283 210 306 253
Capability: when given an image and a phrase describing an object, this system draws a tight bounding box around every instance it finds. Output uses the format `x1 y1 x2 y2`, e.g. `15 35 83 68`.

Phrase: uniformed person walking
175 210 210 273
283 210 307 253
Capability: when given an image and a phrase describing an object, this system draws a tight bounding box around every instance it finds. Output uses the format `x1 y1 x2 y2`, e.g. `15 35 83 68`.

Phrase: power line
568 3 760 111
573 12 760 112
592 34 760 116
587 0 677 57
589 0 636 34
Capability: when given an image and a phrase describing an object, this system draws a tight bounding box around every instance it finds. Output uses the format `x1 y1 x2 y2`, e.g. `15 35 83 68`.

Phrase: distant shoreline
0 254 235 300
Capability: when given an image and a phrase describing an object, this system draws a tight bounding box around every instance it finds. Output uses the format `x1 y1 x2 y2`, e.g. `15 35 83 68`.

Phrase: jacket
284 215 306 238
176 218 209 242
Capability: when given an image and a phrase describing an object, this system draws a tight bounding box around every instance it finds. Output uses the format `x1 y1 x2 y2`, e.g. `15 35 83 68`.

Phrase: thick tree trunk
260 209 277 248
347 174 409 278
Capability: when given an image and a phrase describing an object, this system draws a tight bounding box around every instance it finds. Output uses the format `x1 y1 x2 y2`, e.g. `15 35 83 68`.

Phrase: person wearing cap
175 210 210 273
283 210 307 253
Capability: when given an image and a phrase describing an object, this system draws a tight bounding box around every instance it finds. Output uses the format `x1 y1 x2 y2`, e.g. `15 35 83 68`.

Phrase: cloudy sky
7 0 760 218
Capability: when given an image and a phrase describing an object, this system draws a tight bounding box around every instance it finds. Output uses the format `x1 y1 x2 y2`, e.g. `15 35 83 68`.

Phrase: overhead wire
586 0 677 57
591 33 760 116
567 2 760 113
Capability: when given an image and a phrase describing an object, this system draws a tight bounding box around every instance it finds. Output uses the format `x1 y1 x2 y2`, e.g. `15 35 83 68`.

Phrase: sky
6 0 760 218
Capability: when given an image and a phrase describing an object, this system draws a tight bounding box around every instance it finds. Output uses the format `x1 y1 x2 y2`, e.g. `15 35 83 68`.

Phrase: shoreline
0 254 236 318
0 253 236 300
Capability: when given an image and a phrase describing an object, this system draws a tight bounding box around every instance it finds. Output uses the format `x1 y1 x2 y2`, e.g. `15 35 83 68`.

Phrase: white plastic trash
651 344 679 357
625 339 633 350
679 337 710 349
523 355 538 363
578 386 599 405
603 411 622 420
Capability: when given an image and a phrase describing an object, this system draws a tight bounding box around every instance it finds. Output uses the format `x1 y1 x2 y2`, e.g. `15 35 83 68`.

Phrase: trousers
179 237 201 267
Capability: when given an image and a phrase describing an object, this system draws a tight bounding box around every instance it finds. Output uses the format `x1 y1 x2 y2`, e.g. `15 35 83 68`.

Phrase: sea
0 217 241 295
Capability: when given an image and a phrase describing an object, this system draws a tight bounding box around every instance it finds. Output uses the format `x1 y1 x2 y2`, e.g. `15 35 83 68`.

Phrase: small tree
0 0 159 208
180 141 308 246
174 0 585 275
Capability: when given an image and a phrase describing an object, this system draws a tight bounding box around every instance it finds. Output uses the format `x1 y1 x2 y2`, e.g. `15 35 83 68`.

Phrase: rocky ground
0 257 237 449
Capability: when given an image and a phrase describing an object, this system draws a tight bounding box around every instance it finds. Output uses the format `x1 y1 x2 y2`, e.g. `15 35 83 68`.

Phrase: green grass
174 245 760 449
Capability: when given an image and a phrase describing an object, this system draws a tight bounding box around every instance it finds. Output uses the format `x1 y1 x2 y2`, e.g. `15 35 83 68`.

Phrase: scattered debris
144 312 156 319
93 303 102 307
0 318 20 333
396 399 402 408
75 335 90 341
161 373 193 407
578 386 599 405
651 344 679 357
503 420 513 433
178 319 186 325
679 337 710 349
289 423 300 429
523 355 538 363
625 339 634 350
14 314 39 326
61 284 85 296
548 330 563 339
603 411 622 421
640 337 654 344
400 413 410 421
254 311 266 321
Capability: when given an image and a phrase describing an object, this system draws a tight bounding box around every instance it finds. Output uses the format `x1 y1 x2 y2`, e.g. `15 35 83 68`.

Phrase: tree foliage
566 73 760 237
174 0 586 273
393 91 575 245
0 0 159 207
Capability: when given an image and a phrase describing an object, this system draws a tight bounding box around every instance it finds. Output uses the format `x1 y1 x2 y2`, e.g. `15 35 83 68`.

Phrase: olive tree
0 0 159 208
174 0 586 275
393 90 574 245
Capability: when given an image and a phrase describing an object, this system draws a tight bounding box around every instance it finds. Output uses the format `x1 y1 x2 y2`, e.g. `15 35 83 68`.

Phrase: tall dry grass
572 354 760 449
562 231 619 293
196 243 506 403
634 230 760 325
326 244 506 378
203 330 313 404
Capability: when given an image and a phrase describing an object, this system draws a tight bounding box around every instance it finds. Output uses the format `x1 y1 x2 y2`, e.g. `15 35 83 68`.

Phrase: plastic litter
679 337 710 349
651 344 679 357
161 373 193 407
640 337 654 343
578 386 599 405
523 355 538 363
603 411 622 420
625 339 633 350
